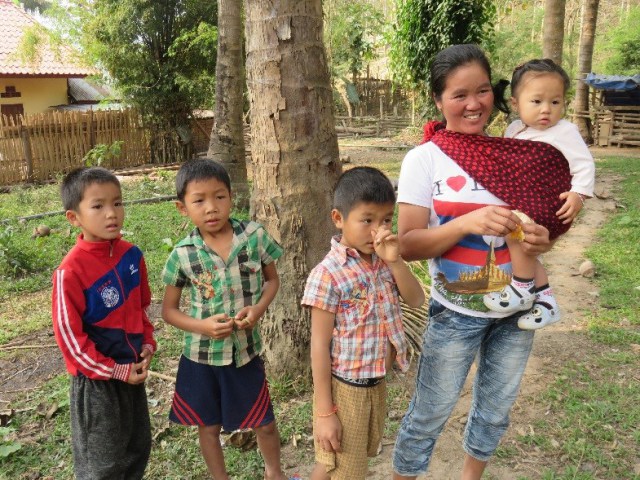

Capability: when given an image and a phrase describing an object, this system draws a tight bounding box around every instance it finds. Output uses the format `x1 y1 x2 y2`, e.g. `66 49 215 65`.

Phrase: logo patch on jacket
101 286 120 308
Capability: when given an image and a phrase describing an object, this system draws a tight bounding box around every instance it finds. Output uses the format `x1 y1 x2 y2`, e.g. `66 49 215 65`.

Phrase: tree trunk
574 0 600 143
542 0 566 65
208 0 249 209
244 0 342 377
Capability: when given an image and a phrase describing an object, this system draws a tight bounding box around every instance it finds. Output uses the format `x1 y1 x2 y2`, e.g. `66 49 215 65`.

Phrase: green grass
501 156 640 480
2 156 640 479
584 157 640 346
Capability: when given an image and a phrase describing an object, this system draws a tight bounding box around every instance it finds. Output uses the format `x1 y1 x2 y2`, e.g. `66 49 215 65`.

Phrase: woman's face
434 61 494 135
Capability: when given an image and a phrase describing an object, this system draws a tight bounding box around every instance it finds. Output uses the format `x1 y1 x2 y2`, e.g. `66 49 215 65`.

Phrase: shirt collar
330 235 378 266
76 234 121 257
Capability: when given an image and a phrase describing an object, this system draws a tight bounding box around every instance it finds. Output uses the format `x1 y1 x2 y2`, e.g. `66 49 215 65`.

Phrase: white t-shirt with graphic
506 119 595 197
397 141 513 318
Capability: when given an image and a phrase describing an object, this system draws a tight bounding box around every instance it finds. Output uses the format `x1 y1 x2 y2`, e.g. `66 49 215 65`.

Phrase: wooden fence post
20 126 34 182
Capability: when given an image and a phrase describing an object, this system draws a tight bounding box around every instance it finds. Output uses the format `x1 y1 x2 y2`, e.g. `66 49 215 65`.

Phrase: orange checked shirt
302 237 409 379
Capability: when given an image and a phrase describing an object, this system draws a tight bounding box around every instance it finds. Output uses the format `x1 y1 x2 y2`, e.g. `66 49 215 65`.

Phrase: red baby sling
421 121 572 240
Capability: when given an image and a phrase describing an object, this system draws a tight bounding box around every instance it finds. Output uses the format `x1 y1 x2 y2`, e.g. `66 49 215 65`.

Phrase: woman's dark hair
430 44 510 114
510 58 571 97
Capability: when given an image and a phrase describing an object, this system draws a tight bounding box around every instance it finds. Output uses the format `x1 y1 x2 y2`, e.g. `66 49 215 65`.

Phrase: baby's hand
372 228 400 264
556 191 584 224
202 313 234 339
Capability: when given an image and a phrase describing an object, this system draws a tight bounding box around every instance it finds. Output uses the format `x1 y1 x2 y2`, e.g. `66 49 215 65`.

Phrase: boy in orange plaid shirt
302 167 425 480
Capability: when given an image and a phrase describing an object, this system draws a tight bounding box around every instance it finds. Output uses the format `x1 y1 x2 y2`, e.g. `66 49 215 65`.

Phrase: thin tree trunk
208 0 249 208
244 0 342 376
543 0 566 65
574 0 600 143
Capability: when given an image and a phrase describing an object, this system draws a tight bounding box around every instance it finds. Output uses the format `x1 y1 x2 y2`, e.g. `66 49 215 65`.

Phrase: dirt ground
0 143 635 479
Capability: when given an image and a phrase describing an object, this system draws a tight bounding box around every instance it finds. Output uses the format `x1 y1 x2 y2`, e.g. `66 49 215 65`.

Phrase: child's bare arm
234 261 280 329
387 259 426 308
161 285 234 339
311 307 342 453
373 228 425 308
556 191 584 224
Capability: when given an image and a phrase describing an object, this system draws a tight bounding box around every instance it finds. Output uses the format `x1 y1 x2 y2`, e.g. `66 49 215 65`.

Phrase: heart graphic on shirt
446 176 466 192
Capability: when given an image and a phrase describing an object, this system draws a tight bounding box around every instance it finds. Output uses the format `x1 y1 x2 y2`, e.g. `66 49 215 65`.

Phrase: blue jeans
392 300 534 476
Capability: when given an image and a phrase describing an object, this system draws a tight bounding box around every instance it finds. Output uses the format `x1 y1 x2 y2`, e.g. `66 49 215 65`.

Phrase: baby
484 58 595 330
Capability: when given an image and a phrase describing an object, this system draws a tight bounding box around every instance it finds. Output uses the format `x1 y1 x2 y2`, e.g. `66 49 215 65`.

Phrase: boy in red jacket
51 167 156 480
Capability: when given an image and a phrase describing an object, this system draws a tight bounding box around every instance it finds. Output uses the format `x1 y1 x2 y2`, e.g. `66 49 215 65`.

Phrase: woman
392 44 556 480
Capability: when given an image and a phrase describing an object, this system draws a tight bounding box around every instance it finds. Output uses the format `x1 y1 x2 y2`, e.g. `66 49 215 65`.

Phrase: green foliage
490 3 544 87
18 0 53 14
325 1 385 80
390 0 496 90
0 427 21 459
81 0 218 126
0 226 43 278
598 6 640 74
83 140 123 167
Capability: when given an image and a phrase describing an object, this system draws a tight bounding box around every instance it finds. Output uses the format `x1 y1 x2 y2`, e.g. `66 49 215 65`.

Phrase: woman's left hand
521 223 554 256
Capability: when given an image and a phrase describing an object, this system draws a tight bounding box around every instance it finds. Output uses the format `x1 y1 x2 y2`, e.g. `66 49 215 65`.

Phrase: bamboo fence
591 105 640 147
0 109 150 185
1 108 416 186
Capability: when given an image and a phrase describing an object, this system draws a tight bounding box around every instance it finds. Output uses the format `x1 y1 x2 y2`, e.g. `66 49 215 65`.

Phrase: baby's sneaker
517 301 561 330
483 284 535 314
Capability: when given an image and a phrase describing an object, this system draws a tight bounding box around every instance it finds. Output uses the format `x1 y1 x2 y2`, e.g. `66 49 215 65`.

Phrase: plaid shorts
314 376 387 480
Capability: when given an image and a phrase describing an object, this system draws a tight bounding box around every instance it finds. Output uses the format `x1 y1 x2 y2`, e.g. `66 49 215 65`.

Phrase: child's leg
533 257 549 287
198 425 229 480
254 421 287 480
483 237 536 313
518 261 561 330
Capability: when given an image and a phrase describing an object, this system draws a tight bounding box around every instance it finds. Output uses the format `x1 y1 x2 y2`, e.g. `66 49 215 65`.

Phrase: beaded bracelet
316 405 338 418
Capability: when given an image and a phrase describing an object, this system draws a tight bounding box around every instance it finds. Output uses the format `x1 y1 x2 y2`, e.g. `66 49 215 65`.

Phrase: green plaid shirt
162 219 283 366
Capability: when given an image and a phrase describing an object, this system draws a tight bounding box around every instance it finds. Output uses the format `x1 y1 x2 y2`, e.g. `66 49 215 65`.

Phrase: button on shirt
162 219 283 367
302 236 408 379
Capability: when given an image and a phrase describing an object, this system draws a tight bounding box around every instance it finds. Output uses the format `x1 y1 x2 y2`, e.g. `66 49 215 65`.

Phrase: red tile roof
0 0 93 77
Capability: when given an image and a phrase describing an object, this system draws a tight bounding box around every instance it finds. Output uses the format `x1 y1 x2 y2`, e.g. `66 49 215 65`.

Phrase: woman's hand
462 205 519 237
521 223 554 256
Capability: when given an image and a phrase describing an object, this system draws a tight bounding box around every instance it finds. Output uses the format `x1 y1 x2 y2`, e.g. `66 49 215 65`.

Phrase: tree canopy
390 0 495 90
324 0 385 82
81 0 217 130
600 5 640 75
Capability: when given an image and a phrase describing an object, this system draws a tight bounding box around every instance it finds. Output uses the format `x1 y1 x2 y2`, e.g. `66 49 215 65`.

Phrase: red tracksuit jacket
52 235 156 382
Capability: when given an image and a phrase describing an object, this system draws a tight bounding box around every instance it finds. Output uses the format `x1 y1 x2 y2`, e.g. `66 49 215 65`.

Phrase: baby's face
511 72 565 131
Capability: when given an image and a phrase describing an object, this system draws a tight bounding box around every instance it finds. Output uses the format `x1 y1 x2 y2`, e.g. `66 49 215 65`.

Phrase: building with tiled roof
0 0 93 117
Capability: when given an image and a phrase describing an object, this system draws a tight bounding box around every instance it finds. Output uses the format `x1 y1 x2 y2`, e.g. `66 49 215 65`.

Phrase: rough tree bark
542 0 566 65
208 0 249 208
244 0 342 377
574 0 600 143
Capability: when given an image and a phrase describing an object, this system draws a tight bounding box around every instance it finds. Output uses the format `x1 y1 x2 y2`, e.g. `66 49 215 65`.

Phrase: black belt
333 374 384 388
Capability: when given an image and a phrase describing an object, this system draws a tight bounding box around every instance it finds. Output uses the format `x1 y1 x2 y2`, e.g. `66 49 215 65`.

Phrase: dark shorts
169 355 275 431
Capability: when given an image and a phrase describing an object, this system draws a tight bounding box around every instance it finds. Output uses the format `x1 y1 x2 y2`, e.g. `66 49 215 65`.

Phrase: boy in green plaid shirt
161 159 297 480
